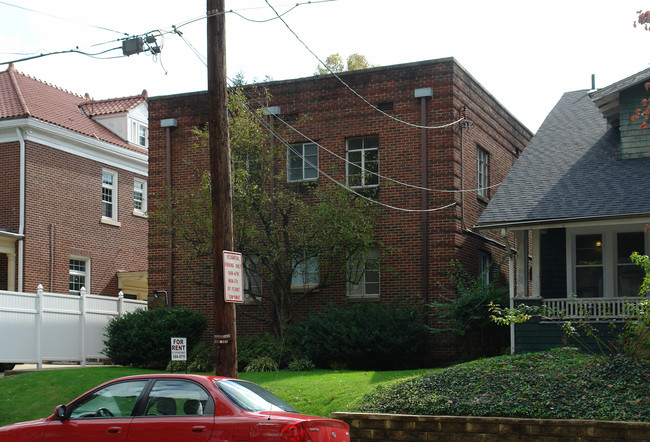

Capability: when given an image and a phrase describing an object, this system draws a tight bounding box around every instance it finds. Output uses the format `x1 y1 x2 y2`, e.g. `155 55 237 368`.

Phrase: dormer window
130 119 148 148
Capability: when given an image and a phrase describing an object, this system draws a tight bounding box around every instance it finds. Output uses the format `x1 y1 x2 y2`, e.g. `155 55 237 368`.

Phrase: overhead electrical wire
262 0 465 131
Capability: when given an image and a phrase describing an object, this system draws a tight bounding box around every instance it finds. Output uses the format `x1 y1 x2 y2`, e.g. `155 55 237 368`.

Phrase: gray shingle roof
476 89 650 229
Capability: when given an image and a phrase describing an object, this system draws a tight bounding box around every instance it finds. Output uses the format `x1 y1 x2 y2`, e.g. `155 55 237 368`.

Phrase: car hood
0 417 49 432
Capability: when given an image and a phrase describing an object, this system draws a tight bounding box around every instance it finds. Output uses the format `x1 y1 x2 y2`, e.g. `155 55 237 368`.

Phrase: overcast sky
1 0 648 132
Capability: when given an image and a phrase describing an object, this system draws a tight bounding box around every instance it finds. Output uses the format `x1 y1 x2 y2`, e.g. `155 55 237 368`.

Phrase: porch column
515 230 529 297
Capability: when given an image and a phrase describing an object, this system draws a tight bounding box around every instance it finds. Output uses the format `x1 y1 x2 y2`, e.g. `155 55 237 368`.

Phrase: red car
0 374 350 442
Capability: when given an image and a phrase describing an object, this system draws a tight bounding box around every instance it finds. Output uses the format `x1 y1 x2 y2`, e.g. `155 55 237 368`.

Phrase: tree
166 87 379 337
315 53 375 75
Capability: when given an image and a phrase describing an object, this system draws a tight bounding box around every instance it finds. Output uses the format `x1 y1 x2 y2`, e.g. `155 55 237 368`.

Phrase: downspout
502 228 516 354
16 128 25 292
161 118 178 306
415 88 433 303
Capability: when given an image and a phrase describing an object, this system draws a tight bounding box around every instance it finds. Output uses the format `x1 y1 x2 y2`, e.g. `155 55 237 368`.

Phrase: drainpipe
415 88 433 303
502 228 516 354
16 127 25 292
161 118 178 306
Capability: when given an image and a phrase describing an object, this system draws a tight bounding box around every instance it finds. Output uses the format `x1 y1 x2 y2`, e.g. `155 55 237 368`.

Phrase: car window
143 380 213 416
215 379 298 413
69 380 148 419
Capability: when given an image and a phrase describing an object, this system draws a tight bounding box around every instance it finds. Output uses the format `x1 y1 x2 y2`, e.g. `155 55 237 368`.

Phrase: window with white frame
348 247 380 298
133 178 147 215
287 142 318 182
243 256 263 303
346 136 379 188
477 147 489 199
291 252 319 290
478 252 490 286
574 233 604 298
130 120 148 148
102 170 117 221
69 258 89 295
616 231 645 297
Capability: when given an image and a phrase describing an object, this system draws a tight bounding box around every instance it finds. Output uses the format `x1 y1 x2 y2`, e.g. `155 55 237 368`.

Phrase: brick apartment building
0 64 149 299
148 58 532 359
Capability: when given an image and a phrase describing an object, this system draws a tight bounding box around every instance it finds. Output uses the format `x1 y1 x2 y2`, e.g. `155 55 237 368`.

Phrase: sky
0 0 649 133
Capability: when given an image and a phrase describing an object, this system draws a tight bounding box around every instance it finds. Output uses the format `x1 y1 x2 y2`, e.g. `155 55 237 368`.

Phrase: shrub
165 342 215 373
288 300 431 370
103 308 206 369
237 334 288 371
244 356 278 372
430 259 509 360
287 358 315 371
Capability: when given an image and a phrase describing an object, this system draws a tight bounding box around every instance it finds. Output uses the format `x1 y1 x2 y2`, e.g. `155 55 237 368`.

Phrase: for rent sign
223 251 244 303
171 337 187 361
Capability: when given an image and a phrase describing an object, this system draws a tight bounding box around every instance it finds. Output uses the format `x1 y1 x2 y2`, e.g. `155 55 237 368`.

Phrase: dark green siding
620 84 650 159
540 228 567 298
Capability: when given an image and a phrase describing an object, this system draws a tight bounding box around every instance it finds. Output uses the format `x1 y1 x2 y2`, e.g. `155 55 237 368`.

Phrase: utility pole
207 0 237 378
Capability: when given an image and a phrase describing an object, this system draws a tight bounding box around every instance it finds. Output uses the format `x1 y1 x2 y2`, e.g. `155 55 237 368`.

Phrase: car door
126 379 215 442
43 379 148 442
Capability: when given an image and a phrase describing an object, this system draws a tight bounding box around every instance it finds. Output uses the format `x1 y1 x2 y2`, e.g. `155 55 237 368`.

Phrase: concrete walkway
1 363 107 377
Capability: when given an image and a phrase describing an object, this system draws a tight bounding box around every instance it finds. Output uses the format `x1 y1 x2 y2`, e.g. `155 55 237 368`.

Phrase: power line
0 1 128 36
263 0 465 131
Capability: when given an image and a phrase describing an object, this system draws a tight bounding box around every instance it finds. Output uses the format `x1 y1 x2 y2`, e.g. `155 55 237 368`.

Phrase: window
133 178 147 215
617 232 645 297
69 380 147 418
574 234 603 298
346 136 379 188
348 247 380 298
291 252 319 290
102 170 117 221
478 252 490 286
287 143 318 182
243 255 262 303
69 258 89 295
143 380 213 416
477 147 489 199
130 120 148 148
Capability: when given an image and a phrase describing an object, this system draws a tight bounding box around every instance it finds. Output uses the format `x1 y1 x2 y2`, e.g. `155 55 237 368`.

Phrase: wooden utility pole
207 0 237 378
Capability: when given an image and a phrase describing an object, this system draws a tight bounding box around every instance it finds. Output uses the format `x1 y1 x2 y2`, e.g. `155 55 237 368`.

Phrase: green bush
288 301 431 370
430 259 509 360
237 334 288 371
287 358 315 371
103 308 206 369
165 342 215 373
244 356 278 372
351 348 650 421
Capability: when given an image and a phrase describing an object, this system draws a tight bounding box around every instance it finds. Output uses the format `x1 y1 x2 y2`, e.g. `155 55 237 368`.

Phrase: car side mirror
54 405 67 421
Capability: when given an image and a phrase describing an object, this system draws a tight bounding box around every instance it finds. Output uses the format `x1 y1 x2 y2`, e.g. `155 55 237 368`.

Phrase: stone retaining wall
331 412 650 441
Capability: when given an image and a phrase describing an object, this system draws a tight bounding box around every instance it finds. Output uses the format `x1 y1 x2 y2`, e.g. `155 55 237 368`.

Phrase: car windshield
215 380 298 413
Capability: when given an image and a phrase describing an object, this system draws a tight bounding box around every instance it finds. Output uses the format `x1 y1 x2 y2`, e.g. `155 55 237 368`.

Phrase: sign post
171 337 187 373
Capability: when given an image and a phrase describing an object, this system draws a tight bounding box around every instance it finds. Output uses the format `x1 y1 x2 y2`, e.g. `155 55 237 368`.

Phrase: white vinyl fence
0 285 147 368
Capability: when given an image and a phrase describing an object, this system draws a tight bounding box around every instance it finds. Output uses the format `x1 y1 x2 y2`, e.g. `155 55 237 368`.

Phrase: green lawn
0 367 430 427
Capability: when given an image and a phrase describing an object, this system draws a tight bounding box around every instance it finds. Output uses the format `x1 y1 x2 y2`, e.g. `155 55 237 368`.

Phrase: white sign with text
223 251 244 303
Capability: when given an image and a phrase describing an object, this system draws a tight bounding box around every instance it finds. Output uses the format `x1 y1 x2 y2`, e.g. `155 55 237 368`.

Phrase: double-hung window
291 252 319 290
130 119 148 148
69 258 89 295
478 252 491 286
102 170 117 222
346 136 379 188
617 232 645 297
348 247 380 298
133 178 147 215
574 234 603 298
287 143 318 182
477 147 489 199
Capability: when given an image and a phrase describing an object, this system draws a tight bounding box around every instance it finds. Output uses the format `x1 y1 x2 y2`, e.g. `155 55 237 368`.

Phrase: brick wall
0 141 20 232
148 58 532 360
331 413 650 441
15 139 148 295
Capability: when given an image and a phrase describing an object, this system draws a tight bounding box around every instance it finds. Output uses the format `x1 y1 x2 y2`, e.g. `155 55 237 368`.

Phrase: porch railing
541 297 645 322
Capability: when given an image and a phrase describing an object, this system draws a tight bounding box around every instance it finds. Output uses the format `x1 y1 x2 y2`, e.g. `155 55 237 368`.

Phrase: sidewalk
1 362 107 377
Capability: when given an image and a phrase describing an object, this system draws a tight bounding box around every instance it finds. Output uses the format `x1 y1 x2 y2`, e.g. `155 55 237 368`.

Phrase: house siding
620 83 650 159
148 59 532 361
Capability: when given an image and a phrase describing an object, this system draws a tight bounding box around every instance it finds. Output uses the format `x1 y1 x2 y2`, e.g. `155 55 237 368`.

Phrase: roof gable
477 90 650 228
0 64 147 154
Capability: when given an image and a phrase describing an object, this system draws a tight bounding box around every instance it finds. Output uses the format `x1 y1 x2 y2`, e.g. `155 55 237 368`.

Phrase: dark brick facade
148 58 532 361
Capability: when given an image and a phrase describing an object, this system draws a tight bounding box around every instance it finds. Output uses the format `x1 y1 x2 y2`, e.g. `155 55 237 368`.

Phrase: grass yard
0 366 429 427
